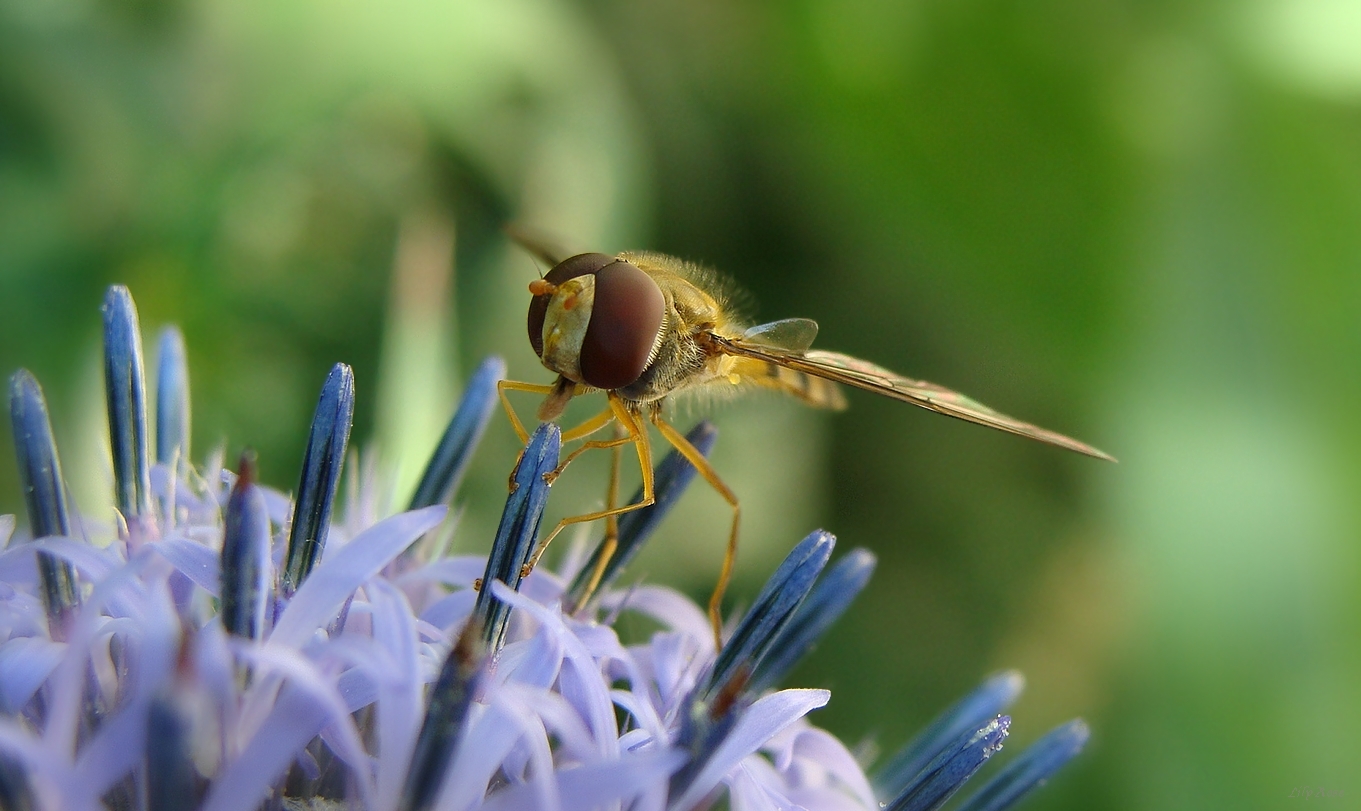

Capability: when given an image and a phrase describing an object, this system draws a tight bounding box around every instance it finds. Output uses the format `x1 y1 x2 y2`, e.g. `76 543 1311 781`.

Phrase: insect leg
570 421 627 610
495 379 562 492
559 407 616 442
520 396 655 577
650 411 739 651
547 428 630 484
496 379 557 443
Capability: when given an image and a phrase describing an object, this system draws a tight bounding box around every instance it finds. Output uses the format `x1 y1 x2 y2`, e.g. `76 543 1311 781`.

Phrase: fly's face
527 253 668 392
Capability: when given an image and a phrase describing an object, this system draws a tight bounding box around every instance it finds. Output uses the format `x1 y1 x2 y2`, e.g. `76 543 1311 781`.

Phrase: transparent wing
711 333 1114 461
741 318 819 352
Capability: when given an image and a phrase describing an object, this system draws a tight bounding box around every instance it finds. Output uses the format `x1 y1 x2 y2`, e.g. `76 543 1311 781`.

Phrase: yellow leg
497 379 557 443
546 433 634 485
499 380 613 446
651 411 740 651
521 397 654 577
499 380 611 490
568 423 626 611
544 407 623 486
560 407 615 443
604 420 623 552
497 380 558 492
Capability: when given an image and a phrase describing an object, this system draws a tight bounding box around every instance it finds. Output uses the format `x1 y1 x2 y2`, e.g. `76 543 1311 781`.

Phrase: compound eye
527 253 615 357
579 261 666 390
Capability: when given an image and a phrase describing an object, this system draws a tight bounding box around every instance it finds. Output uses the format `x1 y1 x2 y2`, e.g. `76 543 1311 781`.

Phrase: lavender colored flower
0 285 1090 810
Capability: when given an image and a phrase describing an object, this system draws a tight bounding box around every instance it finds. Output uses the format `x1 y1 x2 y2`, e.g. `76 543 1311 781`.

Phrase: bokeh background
3 0 1360 807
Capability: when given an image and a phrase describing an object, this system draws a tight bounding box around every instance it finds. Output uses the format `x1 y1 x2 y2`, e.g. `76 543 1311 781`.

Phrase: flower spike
701 529 835 707
282 363 355 594
873 670 1025 797
749 547 876 692
155 325 191 470
8 369 80 630
102 285 153 522
884 715 1011 811
220 452 272 640
0 759 35 811
399 619 487 811
146 693 200 811
472 422 560 654
670 531 836 802
565 420 718 611
954 719 1090 811
408 356 505 511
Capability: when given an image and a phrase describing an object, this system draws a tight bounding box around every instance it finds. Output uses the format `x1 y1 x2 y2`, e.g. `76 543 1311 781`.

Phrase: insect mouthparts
529 279 558 296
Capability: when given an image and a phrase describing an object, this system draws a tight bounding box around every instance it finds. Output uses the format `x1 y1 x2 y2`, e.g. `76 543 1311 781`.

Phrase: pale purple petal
201 685 333 811
33 537 123 582
366 579 424 811
69 576 180 801
0 547 38 590
499 683 598 766
480 688 561 811
599 585 712 648
648 631 707 719
397 556 485 589
153 536 221 596
0 719 67 804
336 666 379 713
583 624 665 744
517 569 566 606
260 486 293 527
436 676 600 811
42 553 151 759
420 589 476 631
612 689 669 750
269 505 445 649
151 463 217 518
192 622 238 719
109 576 180 705
478 749 688 811
0 636 63 712
730 759 794 811
633 782 671 811
71 702 147 804
0 538 40 585
489 582 618 757
432 699 527 811
495 631 563 690
773 727 877 810
667 688 831 811
416 618 446 643
214 643 375 811
618 727 654 752
741 753 871 811
0 586 47 639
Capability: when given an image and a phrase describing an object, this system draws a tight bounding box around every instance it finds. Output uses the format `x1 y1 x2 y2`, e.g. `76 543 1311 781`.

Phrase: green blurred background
3 0 1359 807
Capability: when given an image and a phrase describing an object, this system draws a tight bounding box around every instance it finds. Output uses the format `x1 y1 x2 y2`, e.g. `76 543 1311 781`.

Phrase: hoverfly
498 234 1113 646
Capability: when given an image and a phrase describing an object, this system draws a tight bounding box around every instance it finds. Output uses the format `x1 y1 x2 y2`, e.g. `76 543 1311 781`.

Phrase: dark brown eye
580 260 665 389
527 253 615 357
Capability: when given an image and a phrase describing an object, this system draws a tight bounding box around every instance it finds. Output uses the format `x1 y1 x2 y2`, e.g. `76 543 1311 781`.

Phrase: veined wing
711 333 1115 461
741 318 819 352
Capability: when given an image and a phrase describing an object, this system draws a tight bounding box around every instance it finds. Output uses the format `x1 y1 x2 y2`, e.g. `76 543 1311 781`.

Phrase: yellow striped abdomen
729 357 847 410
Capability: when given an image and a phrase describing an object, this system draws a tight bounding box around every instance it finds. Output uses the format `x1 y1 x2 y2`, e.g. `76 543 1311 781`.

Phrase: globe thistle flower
0 285 1089 810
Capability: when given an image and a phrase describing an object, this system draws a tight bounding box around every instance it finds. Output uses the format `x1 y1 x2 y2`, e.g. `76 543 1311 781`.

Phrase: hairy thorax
615 265 736 405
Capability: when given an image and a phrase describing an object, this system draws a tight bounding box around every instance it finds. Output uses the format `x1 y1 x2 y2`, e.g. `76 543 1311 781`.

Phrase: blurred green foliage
4 0 1361 808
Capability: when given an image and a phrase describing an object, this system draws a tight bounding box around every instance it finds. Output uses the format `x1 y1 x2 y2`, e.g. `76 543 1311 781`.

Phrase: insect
498 236 1114 646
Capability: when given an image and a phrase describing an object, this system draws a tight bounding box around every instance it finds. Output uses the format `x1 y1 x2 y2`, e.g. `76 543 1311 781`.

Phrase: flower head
0 286 1089 810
